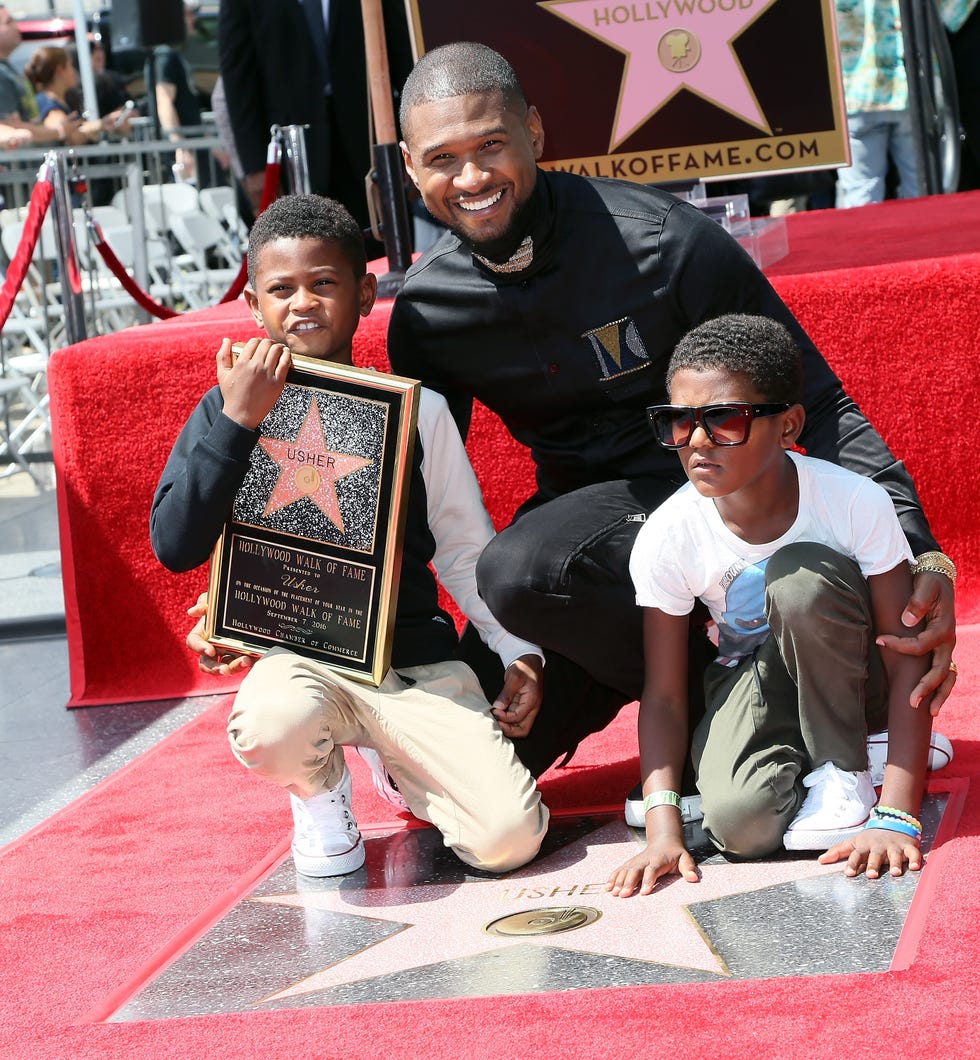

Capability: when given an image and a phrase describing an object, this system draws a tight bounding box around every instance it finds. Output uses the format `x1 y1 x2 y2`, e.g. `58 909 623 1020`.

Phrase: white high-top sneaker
290 764 365 877
783 762 877 850
866 729 954 786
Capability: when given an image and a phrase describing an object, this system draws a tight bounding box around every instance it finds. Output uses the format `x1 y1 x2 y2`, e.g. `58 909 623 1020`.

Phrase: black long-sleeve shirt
387 169 938 556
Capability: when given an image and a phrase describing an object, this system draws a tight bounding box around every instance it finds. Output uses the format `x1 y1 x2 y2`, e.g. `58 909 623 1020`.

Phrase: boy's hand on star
606 837 700 897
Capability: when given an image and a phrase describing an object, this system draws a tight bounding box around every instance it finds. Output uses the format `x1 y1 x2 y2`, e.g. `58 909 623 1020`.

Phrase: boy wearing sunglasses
607 313 939 896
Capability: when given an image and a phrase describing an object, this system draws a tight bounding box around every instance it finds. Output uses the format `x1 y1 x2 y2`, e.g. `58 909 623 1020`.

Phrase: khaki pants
693 543 889 859
227 649 549 872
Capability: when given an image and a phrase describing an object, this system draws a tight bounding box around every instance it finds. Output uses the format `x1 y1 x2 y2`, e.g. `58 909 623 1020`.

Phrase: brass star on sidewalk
252 820 841 1002
541 0 781 149
257 398 372 532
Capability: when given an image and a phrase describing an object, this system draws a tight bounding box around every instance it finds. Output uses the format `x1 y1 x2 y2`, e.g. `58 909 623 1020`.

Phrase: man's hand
186 592 252 676
216 337 291 430
876 571 956 715
243 170 265 211
491 653 543 738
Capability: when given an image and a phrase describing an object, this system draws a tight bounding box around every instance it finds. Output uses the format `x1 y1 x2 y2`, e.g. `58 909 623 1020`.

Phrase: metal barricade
0 126 248 480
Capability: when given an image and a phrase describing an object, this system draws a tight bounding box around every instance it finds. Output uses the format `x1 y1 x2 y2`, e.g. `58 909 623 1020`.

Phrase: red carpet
765 191 980 275
0 631 975 1057
14 191 976 1052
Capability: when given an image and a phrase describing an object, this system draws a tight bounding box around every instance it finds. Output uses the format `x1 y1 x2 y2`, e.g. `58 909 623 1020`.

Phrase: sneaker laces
291 777 359 851
797 762 862 819
353 745 409 812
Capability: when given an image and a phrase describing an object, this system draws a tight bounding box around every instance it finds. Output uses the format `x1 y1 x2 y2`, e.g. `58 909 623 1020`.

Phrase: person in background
0 6 62 144
217 0 414 254
209 73 253 227
65 39 133 120
834 0 919 207
24 45 129 145
155 0 218 186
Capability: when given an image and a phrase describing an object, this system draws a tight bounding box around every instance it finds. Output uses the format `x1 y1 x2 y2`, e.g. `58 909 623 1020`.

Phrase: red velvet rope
1 156 283 327
92 234 179 319
0 179 54 331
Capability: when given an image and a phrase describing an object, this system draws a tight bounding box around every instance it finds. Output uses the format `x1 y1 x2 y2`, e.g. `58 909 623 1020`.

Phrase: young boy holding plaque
150 194 548 878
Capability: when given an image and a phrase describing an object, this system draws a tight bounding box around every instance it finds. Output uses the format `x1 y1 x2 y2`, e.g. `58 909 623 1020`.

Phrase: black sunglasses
646 402 792 449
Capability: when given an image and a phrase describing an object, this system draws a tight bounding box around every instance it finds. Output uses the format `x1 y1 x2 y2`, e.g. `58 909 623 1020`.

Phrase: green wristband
642 790 682 814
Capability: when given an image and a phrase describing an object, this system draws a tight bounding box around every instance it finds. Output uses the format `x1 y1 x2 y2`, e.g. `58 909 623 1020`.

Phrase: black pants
464 478 714 778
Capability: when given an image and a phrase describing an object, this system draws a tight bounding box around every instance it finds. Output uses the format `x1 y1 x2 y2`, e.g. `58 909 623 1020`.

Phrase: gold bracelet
909 551 957 583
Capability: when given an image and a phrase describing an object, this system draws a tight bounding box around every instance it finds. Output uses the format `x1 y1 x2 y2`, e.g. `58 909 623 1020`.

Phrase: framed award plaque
205 355 420 686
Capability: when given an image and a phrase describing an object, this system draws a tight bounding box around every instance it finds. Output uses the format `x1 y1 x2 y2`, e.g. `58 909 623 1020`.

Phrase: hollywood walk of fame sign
205 354 420 685
405 0 849 185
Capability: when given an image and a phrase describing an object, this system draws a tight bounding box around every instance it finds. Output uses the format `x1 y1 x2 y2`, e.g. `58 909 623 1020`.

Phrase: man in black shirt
387 42 958 812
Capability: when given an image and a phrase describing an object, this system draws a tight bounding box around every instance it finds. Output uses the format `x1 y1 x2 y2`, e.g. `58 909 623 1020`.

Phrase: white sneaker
624 783 703 829
353 745 410 813
782 762 877 850
866 729 954 786
290 765 365 877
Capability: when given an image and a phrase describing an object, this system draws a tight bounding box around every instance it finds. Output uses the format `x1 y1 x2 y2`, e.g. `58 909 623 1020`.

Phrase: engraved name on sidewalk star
541 0 781 149
251 820 841 1000
257 398 372 530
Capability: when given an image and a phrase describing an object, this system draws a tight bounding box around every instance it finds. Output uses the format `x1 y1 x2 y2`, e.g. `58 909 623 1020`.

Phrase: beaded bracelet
642 790 682 814
874 806 922 831
865 817 921 843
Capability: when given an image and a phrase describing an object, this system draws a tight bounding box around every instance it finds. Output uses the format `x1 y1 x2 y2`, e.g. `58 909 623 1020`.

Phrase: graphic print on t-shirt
717 558 771 661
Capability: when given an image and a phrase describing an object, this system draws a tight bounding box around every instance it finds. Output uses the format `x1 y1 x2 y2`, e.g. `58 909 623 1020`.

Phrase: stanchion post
49 151 88 345
279 125 312 195
124 160 151 324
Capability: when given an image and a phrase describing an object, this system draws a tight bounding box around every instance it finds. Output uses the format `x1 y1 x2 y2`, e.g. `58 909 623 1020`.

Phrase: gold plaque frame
205 356 420 686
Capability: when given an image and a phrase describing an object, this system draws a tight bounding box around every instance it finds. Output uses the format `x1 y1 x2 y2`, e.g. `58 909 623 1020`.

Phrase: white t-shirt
629 451 913 661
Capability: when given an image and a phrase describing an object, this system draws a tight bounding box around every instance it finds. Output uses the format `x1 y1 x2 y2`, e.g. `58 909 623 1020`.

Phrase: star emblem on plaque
256 399 373 531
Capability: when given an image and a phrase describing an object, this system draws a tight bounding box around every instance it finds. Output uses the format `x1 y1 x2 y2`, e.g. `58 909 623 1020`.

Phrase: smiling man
386 41 957 814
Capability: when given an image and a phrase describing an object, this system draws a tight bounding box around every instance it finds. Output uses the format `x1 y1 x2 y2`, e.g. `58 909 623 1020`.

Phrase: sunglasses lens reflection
650 405 751 447
652 410 690 447
703 406 747 444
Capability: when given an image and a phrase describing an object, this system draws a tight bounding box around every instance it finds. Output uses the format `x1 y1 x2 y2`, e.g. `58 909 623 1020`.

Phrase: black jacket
387 169 938 555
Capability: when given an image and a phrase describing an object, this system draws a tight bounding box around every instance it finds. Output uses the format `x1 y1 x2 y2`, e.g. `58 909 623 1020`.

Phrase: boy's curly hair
668 313 805 405
247 194 366 287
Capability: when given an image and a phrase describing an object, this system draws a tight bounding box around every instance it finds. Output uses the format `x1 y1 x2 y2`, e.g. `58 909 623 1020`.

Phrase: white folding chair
0 368 49 486
0 218 66 355
140 182 202 238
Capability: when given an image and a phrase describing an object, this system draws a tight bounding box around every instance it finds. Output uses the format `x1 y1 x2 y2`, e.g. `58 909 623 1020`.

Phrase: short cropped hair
247 194 366 287
399 42 526 141
668 314 805 405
